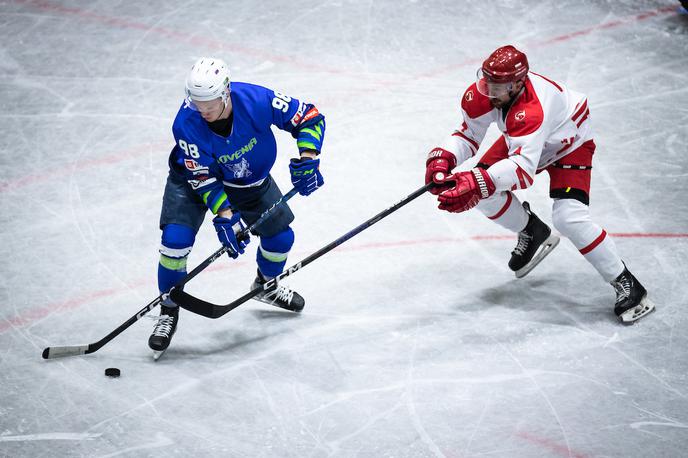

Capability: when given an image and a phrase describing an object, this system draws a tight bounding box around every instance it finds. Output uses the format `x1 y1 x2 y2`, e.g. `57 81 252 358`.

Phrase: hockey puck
104 368 120 378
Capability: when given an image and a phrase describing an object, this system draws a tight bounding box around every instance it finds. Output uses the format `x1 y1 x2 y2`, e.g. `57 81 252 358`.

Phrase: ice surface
1 1 687 457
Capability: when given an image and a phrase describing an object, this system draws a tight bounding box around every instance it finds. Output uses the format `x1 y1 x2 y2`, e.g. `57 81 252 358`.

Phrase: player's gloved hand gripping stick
41 188 299 359
170 183 434 319
213 212 249 258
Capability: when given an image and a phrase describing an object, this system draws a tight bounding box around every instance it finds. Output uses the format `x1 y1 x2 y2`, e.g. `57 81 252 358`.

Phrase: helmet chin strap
217 101 228 119
216 88 231 119
208 93 230 122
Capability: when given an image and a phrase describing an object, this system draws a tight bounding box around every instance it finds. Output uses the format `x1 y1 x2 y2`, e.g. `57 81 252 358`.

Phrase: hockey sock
552 199 624 281
158 224 196 295
476 191 529 232
256 227 294 278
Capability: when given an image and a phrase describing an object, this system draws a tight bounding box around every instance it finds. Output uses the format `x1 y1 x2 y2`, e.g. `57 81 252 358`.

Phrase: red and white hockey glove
437 168 496 213
425 148 457 195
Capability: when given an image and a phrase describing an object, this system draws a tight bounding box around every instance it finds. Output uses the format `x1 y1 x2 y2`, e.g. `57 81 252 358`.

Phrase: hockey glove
437 168 495 213
289 157 323 196
425 148 457 195
213 212 249 259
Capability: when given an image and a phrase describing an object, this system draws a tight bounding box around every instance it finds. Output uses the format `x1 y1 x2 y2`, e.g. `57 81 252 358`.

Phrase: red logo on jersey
465 90 474 102
515 110 526 121
289 102 306 127
184 159 200 170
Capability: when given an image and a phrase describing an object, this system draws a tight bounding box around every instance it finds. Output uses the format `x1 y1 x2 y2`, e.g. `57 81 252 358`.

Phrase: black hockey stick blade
173 183 433 318
170 289 239 319
170 275 284 318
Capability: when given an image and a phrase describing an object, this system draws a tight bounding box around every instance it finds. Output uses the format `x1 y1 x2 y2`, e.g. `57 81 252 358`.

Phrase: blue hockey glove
289 157 323 196
213 212 249 259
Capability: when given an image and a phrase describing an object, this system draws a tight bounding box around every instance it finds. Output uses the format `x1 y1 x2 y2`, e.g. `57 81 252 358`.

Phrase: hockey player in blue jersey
149 57 326 352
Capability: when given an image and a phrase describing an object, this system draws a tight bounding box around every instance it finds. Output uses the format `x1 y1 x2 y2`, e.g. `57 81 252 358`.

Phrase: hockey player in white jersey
424 45 654 324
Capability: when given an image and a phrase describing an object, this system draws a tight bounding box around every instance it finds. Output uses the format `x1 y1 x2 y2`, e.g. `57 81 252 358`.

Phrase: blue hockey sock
256 227 294 278
158 224 196 294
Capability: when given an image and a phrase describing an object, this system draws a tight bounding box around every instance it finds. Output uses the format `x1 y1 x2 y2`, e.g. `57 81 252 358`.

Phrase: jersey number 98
272 91 292 112
179 139 200 158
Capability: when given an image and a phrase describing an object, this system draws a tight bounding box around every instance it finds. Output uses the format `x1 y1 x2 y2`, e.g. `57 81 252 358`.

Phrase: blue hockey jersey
169 82 325 214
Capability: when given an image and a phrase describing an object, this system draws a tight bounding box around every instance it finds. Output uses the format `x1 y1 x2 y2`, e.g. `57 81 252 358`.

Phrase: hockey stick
41 187 299 359
170 183 433 319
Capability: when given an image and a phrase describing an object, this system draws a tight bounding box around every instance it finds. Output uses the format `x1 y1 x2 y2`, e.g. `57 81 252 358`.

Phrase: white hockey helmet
185 57 231 106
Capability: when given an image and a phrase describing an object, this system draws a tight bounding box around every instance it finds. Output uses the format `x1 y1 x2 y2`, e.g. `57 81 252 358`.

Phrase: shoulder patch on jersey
461 83 493 119
184 159 201 170
183 158 210 180
289 102 307 127
506 78 544 137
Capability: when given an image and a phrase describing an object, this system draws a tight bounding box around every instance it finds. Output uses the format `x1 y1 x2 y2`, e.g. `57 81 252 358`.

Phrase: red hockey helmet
476 45 529 98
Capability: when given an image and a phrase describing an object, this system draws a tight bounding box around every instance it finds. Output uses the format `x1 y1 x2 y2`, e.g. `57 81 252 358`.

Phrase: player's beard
490 96 511 109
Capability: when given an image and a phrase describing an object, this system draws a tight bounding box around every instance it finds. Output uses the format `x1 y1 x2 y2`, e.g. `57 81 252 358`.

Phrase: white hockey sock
582 236 625 282
476 191 529 233
552 199 624 282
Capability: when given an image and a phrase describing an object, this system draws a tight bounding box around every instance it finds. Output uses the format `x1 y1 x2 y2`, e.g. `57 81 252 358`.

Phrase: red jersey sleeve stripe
572 99 588 122
576 109 590 127
515 165 533 189
452 131 479 152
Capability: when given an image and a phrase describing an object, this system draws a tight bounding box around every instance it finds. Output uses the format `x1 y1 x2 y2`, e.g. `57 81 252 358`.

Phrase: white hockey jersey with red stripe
437 72 592 191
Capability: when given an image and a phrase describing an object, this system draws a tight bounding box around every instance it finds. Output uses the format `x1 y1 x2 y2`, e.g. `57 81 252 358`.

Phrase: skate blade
152 349 167 361
515 234 560 278
252 295 302 312
619 297 656 325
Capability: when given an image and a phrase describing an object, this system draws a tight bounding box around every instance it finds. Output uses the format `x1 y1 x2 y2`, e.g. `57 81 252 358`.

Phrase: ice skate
148 298 179 359
509 202 560 278
251 270 305 312
611 266 655 324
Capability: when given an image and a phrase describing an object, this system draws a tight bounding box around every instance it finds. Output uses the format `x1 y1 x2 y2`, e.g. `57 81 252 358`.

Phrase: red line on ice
529 5 678 47
516 431 589 458
1 287 123 333
413 5 677 78
2 232 686 334
13 0 355 77
0 142 168 193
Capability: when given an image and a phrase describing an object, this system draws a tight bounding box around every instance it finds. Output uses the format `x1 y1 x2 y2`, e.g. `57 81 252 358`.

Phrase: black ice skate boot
251 270 305 312
148 297 179 355
611 265 655 324
509 202 560 278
